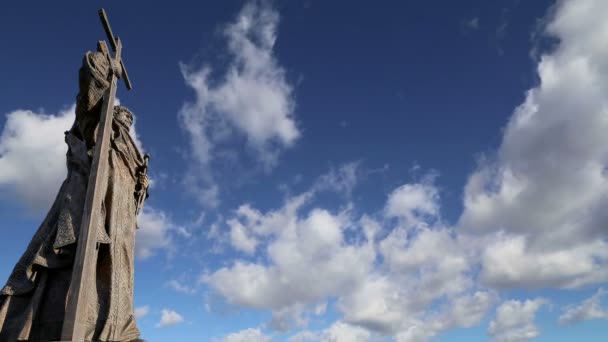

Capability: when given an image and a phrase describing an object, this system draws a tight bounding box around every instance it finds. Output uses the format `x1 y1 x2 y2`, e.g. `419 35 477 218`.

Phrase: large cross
61 9 132 341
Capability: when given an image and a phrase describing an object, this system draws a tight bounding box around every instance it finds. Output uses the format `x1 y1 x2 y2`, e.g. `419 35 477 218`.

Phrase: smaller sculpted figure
0 44 148 341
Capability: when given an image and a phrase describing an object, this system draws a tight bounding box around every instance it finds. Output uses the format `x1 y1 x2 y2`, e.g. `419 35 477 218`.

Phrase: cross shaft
61 9 132 341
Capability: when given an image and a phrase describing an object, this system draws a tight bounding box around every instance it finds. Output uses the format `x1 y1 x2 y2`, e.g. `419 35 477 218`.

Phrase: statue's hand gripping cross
98 8 132 90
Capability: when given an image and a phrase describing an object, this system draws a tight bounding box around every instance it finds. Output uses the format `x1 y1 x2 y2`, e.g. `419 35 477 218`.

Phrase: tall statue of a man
0 44 148 341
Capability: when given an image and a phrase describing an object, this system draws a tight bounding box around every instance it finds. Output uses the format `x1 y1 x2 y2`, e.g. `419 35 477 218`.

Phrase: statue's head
114 105 134 128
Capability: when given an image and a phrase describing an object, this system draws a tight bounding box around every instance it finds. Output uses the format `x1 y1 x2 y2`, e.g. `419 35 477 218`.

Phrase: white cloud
559 288 608 325
136 207 175 259
204 206 375 312
134 305 150 319
156 308 184 328
179 1 298 205
459 0 608 289
220 328 271 342
488 299 547 342
0 107 73 210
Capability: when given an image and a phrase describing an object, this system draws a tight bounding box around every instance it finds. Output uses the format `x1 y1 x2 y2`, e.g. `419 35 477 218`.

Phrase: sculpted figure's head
114 105 134 128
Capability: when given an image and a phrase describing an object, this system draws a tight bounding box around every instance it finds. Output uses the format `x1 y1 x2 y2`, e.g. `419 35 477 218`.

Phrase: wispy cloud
165 279 197 295
559 288 608 325
179 0 299 207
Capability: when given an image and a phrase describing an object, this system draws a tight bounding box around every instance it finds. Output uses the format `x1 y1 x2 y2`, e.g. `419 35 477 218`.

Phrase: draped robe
0 47 145 341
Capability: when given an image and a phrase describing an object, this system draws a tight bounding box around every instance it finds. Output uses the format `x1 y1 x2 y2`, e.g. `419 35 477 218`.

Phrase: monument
0 9 148 341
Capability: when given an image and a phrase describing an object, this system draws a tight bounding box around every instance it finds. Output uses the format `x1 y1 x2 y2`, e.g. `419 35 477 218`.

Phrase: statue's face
115 107 134 128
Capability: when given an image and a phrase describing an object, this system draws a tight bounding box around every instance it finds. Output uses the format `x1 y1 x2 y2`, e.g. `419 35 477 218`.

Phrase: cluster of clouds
203 168 495 340
200 0 608 340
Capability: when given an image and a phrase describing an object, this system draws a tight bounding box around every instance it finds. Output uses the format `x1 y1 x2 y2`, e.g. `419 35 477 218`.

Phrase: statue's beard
114 116 133 130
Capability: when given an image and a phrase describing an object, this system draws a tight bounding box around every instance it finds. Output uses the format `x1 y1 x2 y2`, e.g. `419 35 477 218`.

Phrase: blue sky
1 0 608 341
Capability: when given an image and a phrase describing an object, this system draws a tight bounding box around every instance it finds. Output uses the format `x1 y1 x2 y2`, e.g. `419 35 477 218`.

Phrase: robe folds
0 47 145 341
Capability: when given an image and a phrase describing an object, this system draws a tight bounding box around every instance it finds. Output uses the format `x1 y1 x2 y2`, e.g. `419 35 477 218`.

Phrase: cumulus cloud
459 0 608 289
204 203 375 315
558 288 608 325
136 207 176 259
219 328 271 342
488 299 547 342
202 184 377 332
204 175 494 339
179 0 298 206
0 106 73 210
156 309 184 328
135 305 150 319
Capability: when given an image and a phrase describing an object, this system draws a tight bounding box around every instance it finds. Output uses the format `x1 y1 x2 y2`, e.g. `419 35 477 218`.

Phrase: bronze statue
0 9 147 341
